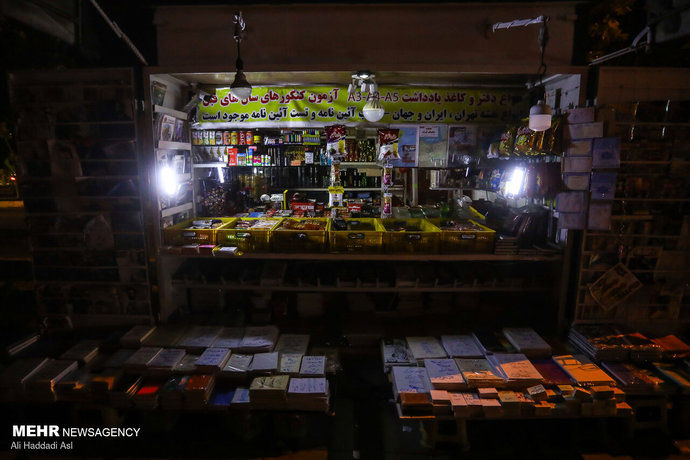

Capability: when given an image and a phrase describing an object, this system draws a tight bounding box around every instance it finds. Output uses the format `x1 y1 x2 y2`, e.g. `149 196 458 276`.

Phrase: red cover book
185 374 214 392
530 359 575 385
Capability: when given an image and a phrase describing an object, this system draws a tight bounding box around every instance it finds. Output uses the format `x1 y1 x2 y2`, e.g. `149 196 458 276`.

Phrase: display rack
9 68 153 324
574 102 690 333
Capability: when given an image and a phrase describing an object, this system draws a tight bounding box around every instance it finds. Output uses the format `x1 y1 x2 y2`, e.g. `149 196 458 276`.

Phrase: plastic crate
428 218 496 253
163 217 237 246
381 218 441 254
271 218 330 252
329 218 385 253
215 217 283 252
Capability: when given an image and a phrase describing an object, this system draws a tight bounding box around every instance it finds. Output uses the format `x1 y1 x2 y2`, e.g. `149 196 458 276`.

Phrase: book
239 326 279 353
185 374 216 408
488 353 544 388
287 377 329 412
400 392 433 416
481 398 503 418
249 352 279 374
406 336 446 362
299 356 326 376
279 353 303 375
173 354 198 374
209 382 235 410
222 353 253 377
552 355 615 386
231 387 250 405
123 347 163 372
120 325 156 348
148 348 186 373
440 335 484 358
275 334 310 355
24 359 78 400
381 338 416 371
212 327 245 349
455 358 505 388
423 358 466 390
502 328 552 358
390 366 431 400
448 392 469 418
530 358 576 385
177 326 223 351
601 361 664 390
195 347 232 373
463 392 483 417
249 375 290 407
477 387 499 399
59 340 100 364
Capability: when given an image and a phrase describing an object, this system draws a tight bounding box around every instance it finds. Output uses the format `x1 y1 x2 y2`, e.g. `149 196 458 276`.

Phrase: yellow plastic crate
163 217 237 246
272 218 330 253
216 217 283 252
381 218 441 254
428 218 496 253
329 218 385 253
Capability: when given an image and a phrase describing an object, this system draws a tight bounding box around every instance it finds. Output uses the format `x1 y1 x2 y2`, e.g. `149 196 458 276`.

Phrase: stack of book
54 366 93 402
185 374 216 409
601 361 665 391
406 337 447 362
195 348 232 373
109 374 143 408
430 389 452 415
568 324 629 361
552 355 616 386
279 353 303 375
423 359 466 390
173 354 199 374
59 340 100 365
221 354 253 379
238 326 279 353
440 335 484 359
249 375 290 409
143 325 187 348
488 353 544 389
120 325 156 348
502 328 552 358
147 348 186 374
231 387 251 406
651 335 690 359
287 377 329 412
124 347 163 372
0 358 49 401
133 378 164 409
212 327 245 349
391 366 431 401
249 352 279 375
177 326 222 352
381 339 416 371
24 359 78 402
159 375 190 410
299 356 326 377
455 358 505 388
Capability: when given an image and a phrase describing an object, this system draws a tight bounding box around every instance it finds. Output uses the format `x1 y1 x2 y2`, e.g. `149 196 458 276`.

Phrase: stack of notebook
211 327 245 349
299 356 326 377
249 375 290 409
148 348 186 374
552 355 616 386
159 375 190 410
502 328 552 358
423 358 466 390
568 324 629 361
430 390 452 415
133 378 163 409
185 374 216 409
195 348 232 373
59 340 100 365
124 347 163 372
488 353 544 389
391 366 431 401
120 325 156 348
440 335 484 358
455 358 505 388
177 326 222 352
24 359 78 401
381 339 416 371
231 387 251 406
249 352 279 375
221 354 253 379
406 337 447 363
238 326 279 353
278 353 303 375
287 377 329 412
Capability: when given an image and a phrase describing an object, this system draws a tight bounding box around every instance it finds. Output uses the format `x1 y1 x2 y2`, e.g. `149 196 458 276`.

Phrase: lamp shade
528 100 552 131
363 98 385 122
230 70 252 99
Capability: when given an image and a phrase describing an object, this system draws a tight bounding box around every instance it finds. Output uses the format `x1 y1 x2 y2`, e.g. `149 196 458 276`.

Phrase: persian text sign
198 86 526 126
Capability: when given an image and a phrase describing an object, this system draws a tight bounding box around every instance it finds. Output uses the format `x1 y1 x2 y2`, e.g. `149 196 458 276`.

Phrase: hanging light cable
230 11 252 99
529 17 552 132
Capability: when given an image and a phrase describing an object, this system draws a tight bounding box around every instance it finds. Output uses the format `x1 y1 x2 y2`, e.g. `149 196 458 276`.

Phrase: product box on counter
272 218 331 252
380 218 441 254
329 218 385 253
428 218 495 253
216 217 283 252
164 217 237 246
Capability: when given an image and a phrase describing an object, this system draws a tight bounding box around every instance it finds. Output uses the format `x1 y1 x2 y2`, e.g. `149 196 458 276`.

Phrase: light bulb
505 167 526 196
529 100 552 131
363 98 385 122
159 165 178 196
230 70 252 99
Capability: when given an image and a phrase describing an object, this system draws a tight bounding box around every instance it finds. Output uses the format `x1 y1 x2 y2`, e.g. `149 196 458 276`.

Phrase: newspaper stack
287 377 329 412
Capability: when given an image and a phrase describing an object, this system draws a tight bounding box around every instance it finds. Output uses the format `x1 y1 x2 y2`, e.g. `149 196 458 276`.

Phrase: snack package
378 129 400 163
381 193 393 218
325 125 347 159
382 166 393 187
513 121 536 156
498 127 516 157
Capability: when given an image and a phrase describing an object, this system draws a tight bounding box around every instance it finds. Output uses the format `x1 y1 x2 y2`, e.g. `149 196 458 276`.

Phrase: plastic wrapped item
164 217 237 246
325 125 347 159
381 193 393 218
378 129 400 163
216 217 283 252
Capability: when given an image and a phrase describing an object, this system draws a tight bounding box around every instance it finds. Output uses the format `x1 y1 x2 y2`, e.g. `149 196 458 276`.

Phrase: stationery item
299 356 326 376
221 353 253 377
501 328 552 358
482 398 503 418
173 354 198 374
488 353 544 388
558 385 575 398
177 326 223 351
287 377 330 412
590 172 617 200
400 392 433 416
195 347 232 373
133 378 164 409
440 335 484 358
249 352 279 374
449 392 469 418
527 385 548 402
463 392 484 417
249 375 290 407
455 358 505 388
590 385 614 400
185 374 216 408
275 334 310 355
497 391 521 416
231 387 250 405
279 354 303 375
552 355 615 386
209 382 235 410
24 359 78 401
143 325 187 348
238 326 280 353
530 359 575 385
123 347 163 372
423 358 466 391
120 325 156 348
390 366 431 399
59 340 100 364
601 361 664 390
477 387 499 399
148 348 186 373
381 339 416 371
211 327 245 349
567 139 592 156
406 336 447 362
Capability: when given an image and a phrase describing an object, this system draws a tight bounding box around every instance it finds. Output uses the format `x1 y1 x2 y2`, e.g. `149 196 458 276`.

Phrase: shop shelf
163 217 237 246
160 202 193 218
329 218 385 254
271 218 330 252
215 217 283 252
380 218 441 254
427 218 496 253
153 104 188 120
157 141 191 150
